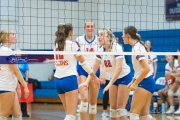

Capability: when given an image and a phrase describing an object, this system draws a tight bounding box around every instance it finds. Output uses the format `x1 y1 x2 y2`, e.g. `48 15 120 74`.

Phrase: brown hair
0 29 12 44
55 23 73 51
124 26 148 52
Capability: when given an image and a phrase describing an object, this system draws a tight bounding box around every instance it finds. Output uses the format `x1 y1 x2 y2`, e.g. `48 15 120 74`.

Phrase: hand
128 82 138 91
16 88 21 99
103 82 112 94
93 77 101 89
23 85 29 99
78 81 89 90
99 78 106 84
127 78 136 90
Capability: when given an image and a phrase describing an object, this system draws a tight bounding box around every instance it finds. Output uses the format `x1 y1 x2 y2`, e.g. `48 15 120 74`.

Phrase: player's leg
11 92 22 120
139 95 156 120
166 81 180 114
0 91 15 119
62 75 79 120
64 89 78 120
88 78 99 120
129 88 151 120
109 85 118 120
116 84 130 120
88 68 100 120
78 75 88 120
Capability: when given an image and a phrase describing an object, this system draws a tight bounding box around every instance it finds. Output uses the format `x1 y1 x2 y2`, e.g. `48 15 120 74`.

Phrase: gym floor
9 103 180 120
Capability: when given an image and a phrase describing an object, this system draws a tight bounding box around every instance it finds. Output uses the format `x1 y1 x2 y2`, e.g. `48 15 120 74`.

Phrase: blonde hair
0 29 13 44
102 28 115 51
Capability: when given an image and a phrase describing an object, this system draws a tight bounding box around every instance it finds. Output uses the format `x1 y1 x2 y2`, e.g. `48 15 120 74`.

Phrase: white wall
1 0 180 80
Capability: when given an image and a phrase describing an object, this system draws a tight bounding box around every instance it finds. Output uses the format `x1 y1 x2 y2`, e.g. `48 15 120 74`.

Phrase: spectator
158 58 176 111
165 55 180 114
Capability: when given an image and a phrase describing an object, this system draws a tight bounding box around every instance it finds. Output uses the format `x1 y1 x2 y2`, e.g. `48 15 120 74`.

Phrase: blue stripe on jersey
114 55 123 58
84 35 96 44
165 69 170 71
96 55 102 59
74 41 80 47
136 55 145 60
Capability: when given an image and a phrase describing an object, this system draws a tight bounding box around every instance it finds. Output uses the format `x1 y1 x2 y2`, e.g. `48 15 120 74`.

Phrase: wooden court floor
7 103 180 120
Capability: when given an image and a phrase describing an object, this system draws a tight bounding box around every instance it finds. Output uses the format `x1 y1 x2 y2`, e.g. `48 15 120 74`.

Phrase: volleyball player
122 26 156 120
76 21 100 120
79 28 132 120
145 40 158 79
54 23 100 120
0 29 29 120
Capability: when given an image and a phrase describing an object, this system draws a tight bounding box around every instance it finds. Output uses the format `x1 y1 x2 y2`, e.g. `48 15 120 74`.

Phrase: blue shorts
138 75 156 94
0 91 10 94
113 72 132 86
77 62 100 77
55 75 78 94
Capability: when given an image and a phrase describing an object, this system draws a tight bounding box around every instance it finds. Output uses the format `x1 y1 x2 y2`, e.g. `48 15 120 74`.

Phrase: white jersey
148 52 158 74
54 40 80 78
76 35 99 67
132 42 152 79
96 43 130 79
165 59 180 81
0 45 18 91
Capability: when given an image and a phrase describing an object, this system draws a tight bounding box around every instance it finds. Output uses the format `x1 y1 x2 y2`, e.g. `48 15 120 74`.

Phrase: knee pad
140 114 152 120
89 104 97 114
64 115 76 120
12 116 22 120
176 90 180 96
168 89 174 96
110 109 117 118
80 101 88 113
117 108 127 118
129 113 140 120
0 116 7 120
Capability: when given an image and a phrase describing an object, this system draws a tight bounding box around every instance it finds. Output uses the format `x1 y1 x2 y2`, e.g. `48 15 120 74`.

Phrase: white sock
170 106 175 110
64 115 76 120
0 116 7 120
12 116 22 120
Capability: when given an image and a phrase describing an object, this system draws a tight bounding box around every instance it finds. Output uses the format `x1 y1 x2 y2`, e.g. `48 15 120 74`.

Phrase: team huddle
53 21 157 120
0 21 180 120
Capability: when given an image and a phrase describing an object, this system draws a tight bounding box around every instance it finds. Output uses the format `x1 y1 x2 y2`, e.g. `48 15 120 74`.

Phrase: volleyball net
1 0 180 80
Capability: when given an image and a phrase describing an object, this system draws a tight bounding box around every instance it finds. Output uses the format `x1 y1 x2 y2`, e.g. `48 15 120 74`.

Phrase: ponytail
55 24 66 51
136 33 150 59
55 23 73 51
